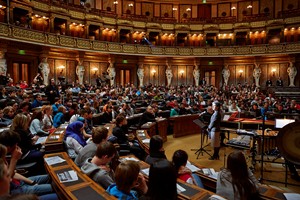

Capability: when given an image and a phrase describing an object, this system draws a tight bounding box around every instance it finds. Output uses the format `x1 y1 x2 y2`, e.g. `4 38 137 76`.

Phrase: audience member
106 160 147 199
29 110 49 136
145 135 166 165
217 151 259 200
53 106 66 128
64 121 86 159
81 142 116 189
75 126 108 167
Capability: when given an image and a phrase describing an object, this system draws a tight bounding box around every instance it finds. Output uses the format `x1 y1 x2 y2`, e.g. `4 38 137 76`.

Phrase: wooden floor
163 133 300 194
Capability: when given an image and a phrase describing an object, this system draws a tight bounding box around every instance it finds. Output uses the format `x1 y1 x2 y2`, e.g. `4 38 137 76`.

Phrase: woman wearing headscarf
65 121 86 159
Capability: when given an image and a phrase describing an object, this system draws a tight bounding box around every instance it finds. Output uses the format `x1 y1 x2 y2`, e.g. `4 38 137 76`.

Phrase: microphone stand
259 113 266 183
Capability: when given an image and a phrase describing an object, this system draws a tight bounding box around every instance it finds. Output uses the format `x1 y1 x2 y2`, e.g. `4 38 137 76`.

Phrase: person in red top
172 149 204 188
19 81 28 89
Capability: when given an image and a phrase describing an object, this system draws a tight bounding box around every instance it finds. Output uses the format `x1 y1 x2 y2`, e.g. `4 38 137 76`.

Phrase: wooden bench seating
44 152 117 200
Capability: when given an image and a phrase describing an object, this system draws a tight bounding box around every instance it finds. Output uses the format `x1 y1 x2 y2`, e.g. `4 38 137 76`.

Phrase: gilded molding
146 23 161 29
219 24 233 30
123 45 136 53
252 45 267 54
48 34 58 44
250 21 266 28
86 14 102 22
0 24 9 36
108 43 122 52
178 48 192 56
69 10 85 19
206 48 220 56
165 47 178 55
133 21 146 28
32 1 49 11
151 47 164 55
190 24 203 31
117 19 133 26
12 27 45 42
203 24 219 30
193 48 206 56
77 39 90 49
285 17 300 24
1 25 300 57
60 36 75 47
51 6 69 15
137 46 151 54
102 17 117 25
93 41 107 50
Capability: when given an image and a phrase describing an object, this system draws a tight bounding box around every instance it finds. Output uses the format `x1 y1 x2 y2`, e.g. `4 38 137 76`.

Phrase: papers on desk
120 157 139 162
48 135 60 140
283 193 300 200
55 130 64 134
209 195 227 200
138 133 145 137
202 168 218 180
176 183 186 193
141 168 150 176
57 170 78 183
44 156 66 166
142 138 150 143
186 161 200 172
35 136 47 144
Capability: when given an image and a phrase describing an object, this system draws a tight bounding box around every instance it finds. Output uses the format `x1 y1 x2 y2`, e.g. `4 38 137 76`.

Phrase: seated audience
81 142 116 189
139 106 156 126
172 149 203 188
51 97 62 115
142 159 177 200
42 105 54 131
75 126 108 167
113 115 144 160
10 114 45 173
65 121 86 159
53 106 66 128
170 103 179 117
3 106 15 119
29 110 49 136
228 102 241 113
106 160 148 199
0 108 12 127
31 94 43 109
217 151 259 200
145 135 166 165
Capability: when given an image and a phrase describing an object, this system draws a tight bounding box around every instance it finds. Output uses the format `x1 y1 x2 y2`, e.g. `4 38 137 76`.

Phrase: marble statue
38 57 50 85
76 60 85 85
287 62 297 87
193 63 200 87
137 64 144 87
165 60 173 87
222 65 230 86
253 63 261 87
107 58 116 86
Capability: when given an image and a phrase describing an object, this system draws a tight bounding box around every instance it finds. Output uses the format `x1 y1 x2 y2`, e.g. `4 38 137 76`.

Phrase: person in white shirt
228 102 241 113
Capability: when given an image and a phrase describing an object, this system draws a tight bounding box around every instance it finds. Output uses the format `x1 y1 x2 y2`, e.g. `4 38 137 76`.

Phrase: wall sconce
92 67 99 76
57 66 65 74
152 69 156 78
239 70 243 77
180 70 184 77
271 68 276 76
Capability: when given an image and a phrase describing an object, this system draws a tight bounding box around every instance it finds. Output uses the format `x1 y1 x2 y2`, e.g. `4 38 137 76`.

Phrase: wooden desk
169 114 200 138
44 152 117 200
221 118 275 130
121 155 218 200
156 118 168 142
136 130 150 155
44 124 68 153
191 162 288 200
141 122 156 138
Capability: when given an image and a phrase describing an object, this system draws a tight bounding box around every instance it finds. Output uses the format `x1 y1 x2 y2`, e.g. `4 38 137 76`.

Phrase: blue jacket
31 99 43 108
106 184 138 200
53 112 65 128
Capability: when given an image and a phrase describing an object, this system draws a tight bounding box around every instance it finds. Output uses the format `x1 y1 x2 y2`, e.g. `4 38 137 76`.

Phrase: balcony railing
1 23 300 57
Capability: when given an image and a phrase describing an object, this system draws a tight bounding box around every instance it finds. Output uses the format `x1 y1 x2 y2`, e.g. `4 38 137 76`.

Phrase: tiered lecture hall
0 0 300 199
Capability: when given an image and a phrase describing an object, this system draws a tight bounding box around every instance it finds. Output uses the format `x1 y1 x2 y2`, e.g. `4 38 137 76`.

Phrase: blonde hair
3 106 13 115
10 114 29 131
41 105 52 113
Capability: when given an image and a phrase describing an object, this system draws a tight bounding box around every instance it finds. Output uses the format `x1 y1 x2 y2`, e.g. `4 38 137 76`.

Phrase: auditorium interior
0 0 300 199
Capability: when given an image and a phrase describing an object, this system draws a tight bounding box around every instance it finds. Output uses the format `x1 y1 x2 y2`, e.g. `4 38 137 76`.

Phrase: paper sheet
36 136 47 144
44 156 66 165
186 161 200 172
176 184 186 193
142 139 150 143
283 193 300 200
141 168 150 176
57 170 78 183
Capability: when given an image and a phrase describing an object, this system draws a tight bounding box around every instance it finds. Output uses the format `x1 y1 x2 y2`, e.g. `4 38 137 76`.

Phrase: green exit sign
123 59 128 64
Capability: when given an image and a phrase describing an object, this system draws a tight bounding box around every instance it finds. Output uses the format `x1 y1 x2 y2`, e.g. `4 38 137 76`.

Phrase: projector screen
275 119 295 128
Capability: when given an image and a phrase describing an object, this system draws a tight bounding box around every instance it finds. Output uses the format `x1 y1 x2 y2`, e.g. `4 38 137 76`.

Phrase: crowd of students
0 78 299 199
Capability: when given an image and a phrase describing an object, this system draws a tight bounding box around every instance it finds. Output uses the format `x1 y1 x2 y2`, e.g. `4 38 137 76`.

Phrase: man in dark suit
266 79 272 87
276 77 283 87
139 106 156 127
45 78 59 104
